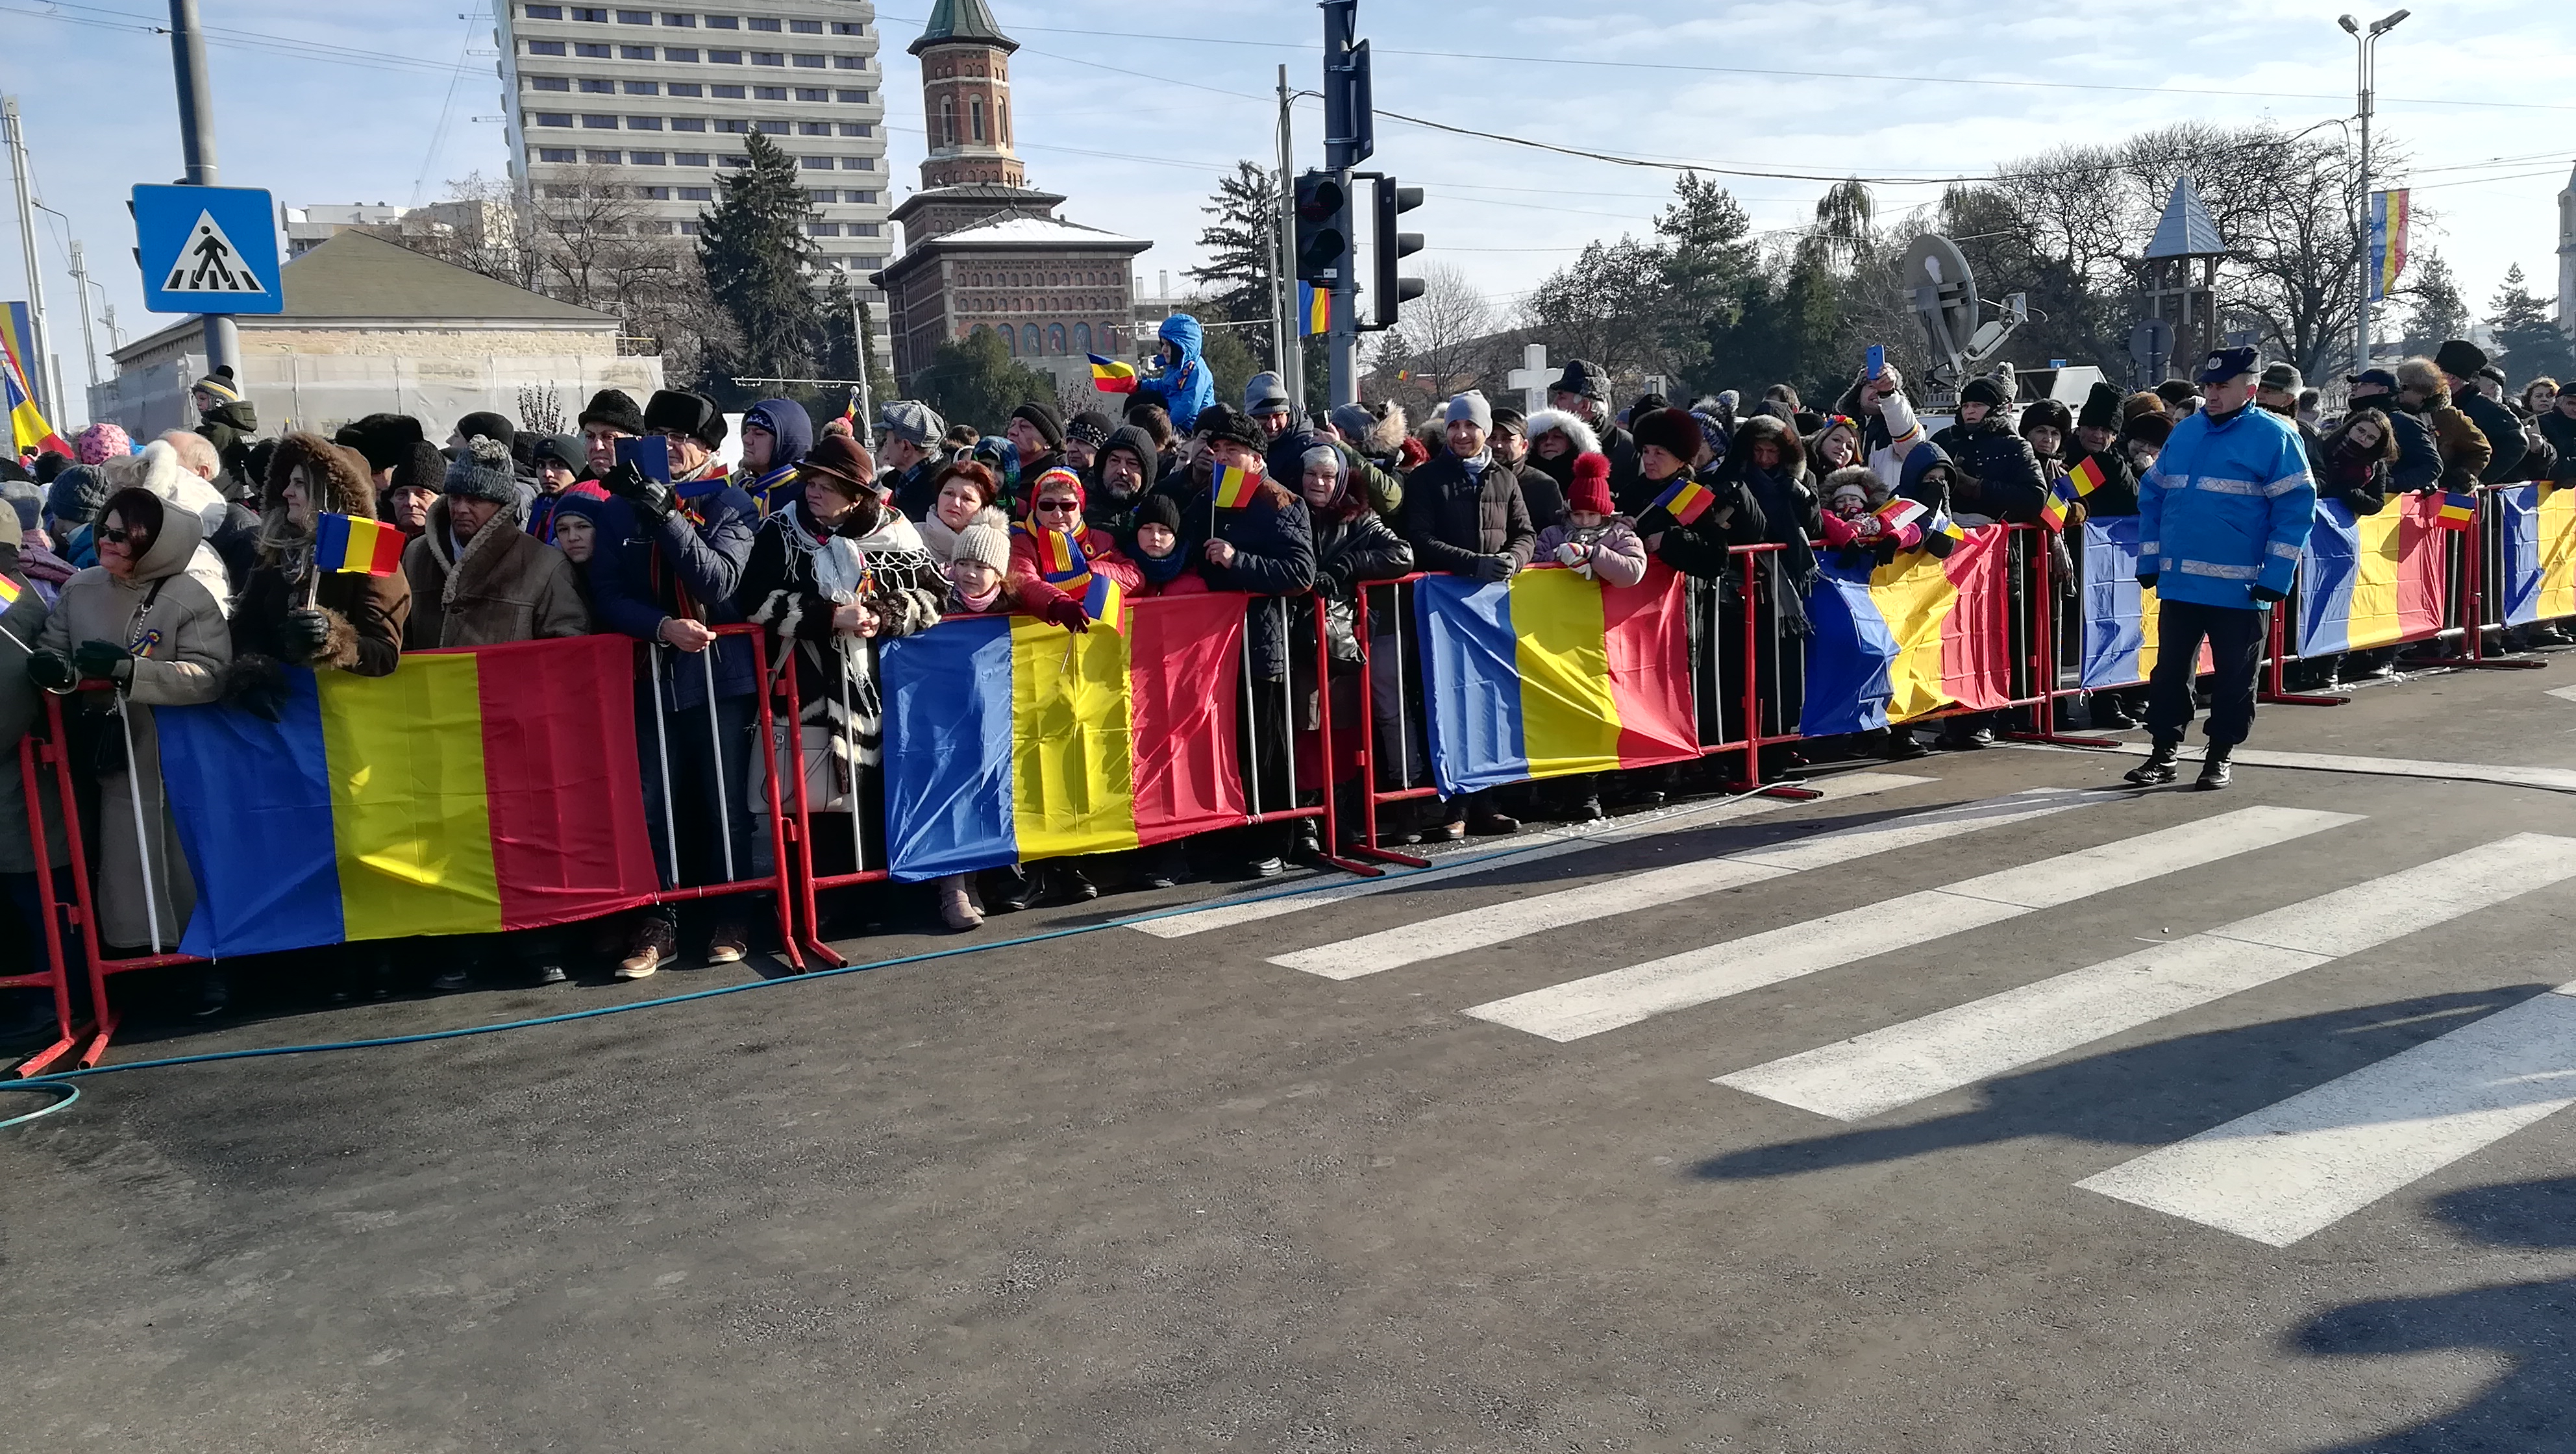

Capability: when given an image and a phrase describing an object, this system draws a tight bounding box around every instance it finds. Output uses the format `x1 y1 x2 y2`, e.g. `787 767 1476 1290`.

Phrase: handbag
748 717 854 815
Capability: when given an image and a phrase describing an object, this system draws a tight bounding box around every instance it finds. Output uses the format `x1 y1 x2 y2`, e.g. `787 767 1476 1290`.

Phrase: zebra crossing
1169 781 2576 1248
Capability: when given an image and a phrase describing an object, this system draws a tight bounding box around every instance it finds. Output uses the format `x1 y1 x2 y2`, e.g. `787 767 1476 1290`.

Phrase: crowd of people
1 316 2568 1034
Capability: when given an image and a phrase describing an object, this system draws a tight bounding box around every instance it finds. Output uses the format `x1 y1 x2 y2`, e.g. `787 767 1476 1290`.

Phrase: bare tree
1377 262 1495 406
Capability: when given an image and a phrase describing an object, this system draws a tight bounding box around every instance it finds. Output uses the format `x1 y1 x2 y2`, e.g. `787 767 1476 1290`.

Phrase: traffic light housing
1294 169 1351 288
1368 177 1424 330
1322 0 1373 170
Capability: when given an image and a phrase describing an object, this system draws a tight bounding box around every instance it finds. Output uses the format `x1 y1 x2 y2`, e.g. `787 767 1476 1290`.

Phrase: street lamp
2342 8 2410 375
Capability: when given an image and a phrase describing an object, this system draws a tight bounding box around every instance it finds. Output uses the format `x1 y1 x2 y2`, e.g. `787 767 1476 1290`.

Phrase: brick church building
871 0 1150 395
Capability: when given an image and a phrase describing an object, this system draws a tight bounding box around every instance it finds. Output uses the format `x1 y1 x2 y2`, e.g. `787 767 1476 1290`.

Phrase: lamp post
2341 9 2409 376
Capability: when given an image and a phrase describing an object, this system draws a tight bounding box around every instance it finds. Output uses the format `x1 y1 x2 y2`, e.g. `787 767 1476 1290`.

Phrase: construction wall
92 350 665 441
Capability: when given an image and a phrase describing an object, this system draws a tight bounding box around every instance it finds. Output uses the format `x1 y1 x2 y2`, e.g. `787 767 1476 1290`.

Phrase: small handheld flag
839 388 858 429
2436 491 2477 532
1088 353 1139 394
1649 474 1715 527
1213 461 1261 510
314 513 408 575
1929 510 1966 543
2038 477 2074 533
1301 281 1330 336
0 574 21 610
1876 497 1927 534
1082 573 1123 626
2067 453 2107 498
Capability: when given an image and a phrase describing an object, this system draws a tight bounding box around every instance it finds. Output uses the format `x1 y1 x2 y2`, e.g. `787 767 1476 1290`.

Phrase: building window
795 87 828 101
937 97 954 146
1048 324 1067 354
665 47 697 61
538 146 578 162
792 53 824 68
1074 323 1092 354
747 15 778 29
837 88 869 102
570 6 608 19
833 55 863 69
534 112 574 127
624 79 658 93
670 116 706 130
628 116 662 129
678 221 702 235
808 223 841 236
667 81 701 96
837 121 870 136
526 39 566 55
849 190 875 204
789 18 821 33
584 148 621 162
525 3 562 16
969 96 984 142
621 44 654 59
754 118 787 132
715 117 749 132
800 156 834 169
531 75 570 90
797 121 829 135
805 188 836 203
673 157 708 171
853 222 879 236
678 185 712 200
632 156 665 169
580 78 614 92
998 325 1015 354
662 12 694 25
708 49 741 63
581 114 618 128
575 42 612 58
718 154 748 167
640 185 671 199
704 13 736 27
845 156 873 170
830 20 862 34
751 51 784 66
617 8 651 21
754 86 787 100
710 83 744 97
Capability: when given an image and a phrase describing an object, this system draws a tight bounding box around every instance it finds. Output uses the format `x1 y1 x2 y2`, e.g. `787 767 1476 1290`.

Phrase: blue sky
6 0 2571 424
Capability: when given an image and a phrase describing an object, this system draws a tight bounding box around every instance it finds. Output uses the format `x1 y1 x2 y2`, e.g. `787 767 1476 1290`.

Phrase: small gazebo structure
2140 173 2227 383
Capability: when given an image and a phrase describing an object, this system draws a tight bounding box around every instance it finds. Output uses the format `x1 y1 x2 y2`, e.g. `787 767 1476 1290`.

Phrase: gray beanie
443 435 518 505
953 521 1012 575
1445 391 1493 432
1328 402 1376 440
879 399 945 449
45 464 108 527
1245 371 1290 415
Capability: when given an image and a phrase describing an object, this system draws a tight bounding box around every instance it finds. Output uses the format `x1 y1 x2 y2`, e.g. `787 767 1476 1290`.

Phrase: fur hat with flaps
1631 407 1704 463
2019 397 2073 439
2077 380 2125 432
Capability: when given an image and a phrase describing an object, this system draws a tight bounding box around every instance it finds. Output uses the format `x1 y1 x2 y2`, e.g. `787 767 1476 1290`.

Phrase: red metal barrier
6 733 82 1077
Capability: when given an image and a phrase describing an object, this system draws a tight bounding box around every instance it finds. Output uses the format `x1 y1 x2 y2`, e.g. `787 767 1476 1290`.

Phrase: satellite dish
1902 234 1981 379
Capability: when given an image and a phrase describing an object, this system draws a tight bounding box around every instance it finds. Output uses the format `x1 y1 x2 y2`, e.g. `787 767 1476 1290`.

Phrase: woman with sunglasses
27 486 233 1009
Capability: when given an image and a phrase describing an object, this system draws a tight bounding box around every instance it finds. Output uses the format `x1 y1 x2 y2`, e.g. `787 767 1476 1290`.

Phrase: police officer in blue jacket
2126 347 2318 791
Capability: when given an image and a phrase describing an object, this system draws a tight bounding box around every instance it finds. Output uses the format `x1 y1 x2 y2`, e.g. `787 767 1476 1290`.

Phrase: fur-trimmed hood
1523 408 1602 458
263 430 378 517
1356 402 1409 458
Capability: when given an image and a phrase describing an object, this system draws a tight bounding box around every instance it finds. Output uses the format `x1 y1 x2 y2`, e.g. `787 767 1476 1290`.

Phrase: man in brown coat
401 436 590 649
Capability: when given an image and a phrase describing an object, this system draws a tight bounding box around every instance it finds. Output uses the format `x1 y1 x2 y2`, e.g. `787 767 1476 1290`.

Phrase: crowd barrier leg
2407 498 2543 674
2260 601 2347 706
2005 527 2118 749
1345 580 1428 869
1298 593 1385 879
1724 550 1818 801
8 733 84 1078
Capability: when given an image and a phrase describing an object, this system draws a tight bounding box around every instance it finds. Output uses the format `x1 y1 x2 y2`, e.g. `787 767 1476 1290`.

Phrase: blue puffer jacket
573 485 760 709
2138 404 2316 610
1137 314 1217 433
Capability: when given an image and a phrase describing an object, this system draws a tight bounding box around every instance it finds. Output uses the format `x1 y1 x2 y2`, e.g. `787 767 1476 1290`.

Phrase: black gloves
1470 553 1515 583
280 609 334 662
2251 584 2288 605
73 639 132 682
603 461 675 526
2135 573 2159 590
26 650 75 693
1039 595 1091 633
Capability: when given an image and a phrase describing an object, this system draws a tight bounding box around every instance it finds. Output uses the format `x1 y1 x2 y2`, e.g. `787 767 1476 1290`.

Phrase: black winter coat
2379 399 2444 493
2457 388 2529 484
2066 447 2140 518
1169 477 1317 680
1641 465 1766 579
1509 461 1568 534
1311 506 1412 595
1931 417 2048 524
2537 408 2576 487
2314 442 2390 516
1400 452 1535 574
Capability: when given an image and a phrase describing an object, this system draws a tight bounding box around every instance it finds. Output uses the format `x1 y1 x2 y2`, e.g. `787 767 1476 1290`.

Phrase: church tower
913 0 1023 190
2558 162 2575 336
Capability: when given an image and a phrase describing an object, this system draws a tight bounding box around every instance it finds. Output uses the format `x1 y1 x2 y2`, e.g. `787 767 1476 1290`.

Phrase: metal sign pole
166 0 237 376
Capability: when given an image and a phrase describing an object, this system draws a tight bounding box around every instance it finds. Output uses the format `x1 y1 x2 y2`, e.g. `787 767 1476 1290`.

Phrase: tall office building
493 0 892 364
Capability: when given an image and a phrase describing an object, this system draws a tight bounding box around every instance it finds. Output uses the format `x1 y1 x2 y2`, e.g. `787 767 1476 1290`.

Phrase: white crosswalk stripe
1269 788 2103 981
2077 980 2576 1246
1716 833 2576 1122
1463 806 2362 1042
1130 772 1930 940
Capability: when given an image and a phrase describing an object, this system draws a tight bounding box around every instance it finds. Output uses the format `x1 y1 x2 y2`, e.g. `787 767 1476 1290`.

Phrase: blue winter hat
2196 346 2260 385
741 397 814 469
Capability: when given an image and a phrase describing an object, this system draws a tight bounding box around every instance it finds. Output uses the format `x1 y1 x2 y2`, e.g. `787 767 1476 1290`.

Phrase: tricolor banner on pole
2368 188 2410 303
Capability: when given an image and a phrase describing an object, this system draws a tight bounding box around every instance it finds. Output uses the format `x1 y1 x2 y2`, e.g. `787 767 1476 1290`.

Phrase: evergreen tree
697 132 819 393
1187 160 1282 360
911 328 1059 437
2399 252 2471 358
2488 264 2576 388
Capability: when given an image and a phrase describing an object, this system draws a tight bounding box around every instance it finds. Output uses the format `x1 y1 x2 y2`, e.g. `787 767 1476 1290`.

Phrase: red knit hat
1567 452 1614 515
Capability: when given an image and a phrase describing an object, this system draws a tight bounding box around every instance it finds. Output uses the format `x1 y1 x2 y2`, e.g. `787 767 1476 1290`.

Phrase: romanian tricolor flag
0 324 68 462
2496 482 2576 626
153 637 662 958
1411 563 1699 795
1301 280 1330 336
2079 515 2207 688
1649 473 1715 527
2296 493 2449 655
1088 352 1139 393
2068 454 2108 498
0 574 21 610
2369 188 2410 302
2435 491 2477 532
314 512 407 574
1800 524 2012 734
876 591 1248 879
2038 476 2075 534
1877 497 1927 534
1213 461 1261 509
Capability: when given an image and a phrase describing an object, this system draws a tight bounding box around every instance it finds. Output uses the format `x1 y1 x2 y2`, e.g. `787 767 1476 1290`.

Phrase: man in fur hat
2434 339 2527 483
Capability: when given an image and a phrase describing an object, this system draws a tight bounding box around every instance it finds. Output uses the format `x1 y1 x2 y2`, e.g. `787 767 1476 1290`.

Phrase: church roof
932 215 1146 249
911 0 1017 55
2145 173 2227 260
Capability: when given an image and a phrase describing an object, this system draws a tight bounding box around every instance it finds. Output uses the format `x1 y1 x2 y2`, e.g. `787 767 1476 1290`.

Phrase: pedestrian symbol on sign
162 211 266 295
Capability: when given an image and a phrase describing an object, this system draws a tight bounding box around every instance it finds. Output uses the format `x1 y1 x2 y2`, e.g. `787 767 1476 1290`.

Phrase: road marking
1463 806 2360 1043
1129 772 1931 939
2077 980 2576 1246
1270 789 2100 980
2547 685 2576 704
2076 741 2576 795
1717 833 2576 1120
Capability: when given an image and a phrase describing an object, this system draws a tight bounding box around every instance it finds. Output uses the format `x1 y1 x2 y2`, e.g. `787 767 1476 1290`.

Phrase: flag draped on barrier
155 635 662 958
1413 563 1699 796
876 591 1246 880
1800 526 2012 734
2296 495 2448 656
2497 483 2576 626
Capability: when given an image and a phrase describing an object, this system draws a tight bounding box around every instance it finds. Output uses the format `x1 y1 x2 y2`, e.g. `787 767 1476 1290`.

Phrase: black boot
2124 739 2183 786
2196 745 2234 791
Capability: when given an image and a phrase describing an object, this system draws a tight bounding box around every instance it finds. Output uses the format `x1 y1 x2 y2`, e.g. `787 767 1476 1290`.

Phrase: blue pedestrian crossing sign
133 184 284 315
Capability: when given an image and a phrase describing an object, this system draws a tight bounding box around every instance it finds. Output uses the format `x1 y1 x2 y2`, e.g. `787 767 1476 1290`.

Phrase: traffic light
1322 0 1373 171
1368 177 1424 330
1294 169 1351 288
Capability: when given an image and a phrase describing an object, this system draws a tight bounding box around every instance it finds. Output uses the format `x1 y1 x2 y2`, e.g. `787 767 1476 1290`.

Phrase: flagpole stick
0 620 35 656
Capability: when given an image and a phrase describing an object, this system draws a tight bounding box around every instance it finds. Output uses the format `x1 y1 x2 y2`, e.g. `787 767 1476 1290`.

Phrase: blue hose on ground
5 784 1793 1103
0 1080 79 1130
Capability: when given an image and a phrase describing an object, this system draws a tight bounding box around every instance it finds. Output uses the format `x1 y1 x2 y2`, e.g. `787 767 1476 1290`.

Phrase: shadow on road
2292 1177 2576 1453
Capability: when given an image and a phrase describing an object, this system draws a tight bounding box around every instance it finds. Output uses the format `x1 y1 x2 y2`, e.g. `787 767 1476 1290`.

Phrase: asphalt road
6 660 2575 1453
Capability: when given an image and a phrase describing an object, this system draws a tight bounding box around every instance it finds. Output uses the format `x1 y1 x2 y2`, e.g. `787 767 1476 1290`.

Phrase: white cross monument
1504 343 1552 416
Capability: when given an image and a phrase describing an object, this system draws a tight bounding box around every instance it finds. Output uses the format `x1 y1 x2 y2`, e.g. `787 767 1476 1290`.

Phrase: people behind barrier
234 433 410 690
400 437 591 650
919 460 1008 570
